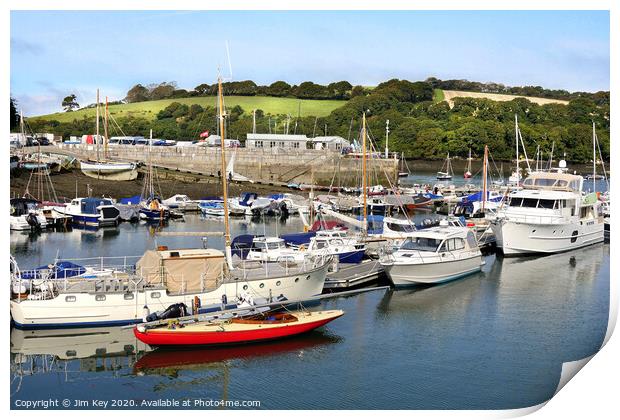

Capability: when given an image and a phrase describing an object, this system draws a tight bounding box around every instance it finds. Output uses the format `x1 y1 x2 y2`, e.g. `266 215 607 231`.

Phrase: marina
8 8 612 413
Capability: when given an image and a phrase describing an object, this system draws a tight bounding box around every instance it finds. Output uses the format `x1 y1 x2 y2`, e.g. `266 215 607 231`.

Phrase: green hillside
33 96 347 122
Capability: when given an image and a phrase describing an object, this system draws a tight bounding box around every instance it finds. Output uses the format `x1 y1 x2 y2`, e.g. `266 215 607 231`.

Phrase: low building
311 136 350 151
199 135 241 148
246 133 309 150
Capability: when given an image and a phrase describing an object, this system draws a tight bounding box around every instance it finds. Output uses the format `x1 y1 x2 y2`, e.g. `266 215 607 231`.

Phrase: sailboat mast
385 119 389 159
482 145 488 212
148 129 153 197
104 96 109 159
515 114 519 182
96 89 100 163
362 113 368 234
592 121 596 193
218 76 231 260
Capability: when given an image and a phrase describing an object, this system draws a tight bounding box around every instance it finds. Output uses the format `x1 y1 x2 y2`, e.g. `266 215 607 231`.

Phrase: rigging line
107 112 128 138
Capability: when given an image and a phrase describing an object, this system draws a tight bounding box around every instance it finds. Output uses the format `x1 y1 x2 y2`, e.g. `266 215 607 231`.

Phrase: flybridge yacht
489 171 604 255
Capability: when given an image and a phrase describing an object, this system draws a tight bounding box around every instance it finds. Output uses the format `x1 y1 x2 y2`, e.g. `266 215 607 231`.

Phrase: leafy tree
150 82 177 100
266 81 291 97
125 84 150 103
194 83 211 95
62 94 79 112
10 97 19 130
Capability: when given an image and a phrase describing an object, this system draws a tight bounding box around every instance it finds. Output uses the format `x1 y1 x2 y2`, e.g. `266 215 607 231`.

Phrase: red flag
199 130 210 138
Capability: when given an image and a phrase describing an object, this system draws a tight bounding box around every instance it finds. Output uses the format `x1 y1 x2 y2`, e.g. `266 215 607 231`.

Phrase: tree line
425 77 609 105
20 78 610 164
124 80 361 103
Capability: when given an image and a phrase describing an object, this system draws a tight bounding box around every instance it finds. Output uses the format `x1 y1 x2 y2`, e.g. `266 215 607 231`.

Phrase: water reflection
134 332 341 376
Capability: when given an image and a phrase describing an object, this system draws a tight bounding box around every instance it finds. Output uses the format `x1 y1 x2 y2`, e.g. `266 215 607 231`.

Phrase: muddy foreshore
10 169 294 201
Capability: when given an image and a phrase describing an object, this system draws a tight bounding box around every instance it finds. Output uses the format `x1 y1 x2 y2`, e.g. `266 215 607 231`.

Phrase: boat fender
142 305 150 322
27 212 40 228
221 294 227 305
194 296 202 313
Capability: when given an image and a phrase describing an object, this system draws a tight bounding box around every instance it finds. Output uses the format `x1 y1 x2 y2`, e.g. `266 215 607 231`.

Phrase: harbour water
10 212 610 410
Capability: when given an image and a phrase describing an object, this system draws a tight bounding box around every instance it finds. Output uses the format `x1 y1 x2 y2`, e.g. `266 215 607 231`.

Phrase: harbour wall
35 145 399 187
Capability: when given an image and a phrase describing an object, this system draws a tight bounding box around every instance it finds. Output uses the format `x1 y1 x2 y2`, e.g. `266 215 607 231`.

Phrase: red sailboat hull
133 311 343 347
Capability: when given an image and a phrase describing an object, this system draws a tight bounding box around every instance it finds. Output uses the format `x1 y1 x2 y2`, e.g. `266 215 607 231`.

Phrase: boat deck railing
231 254 330 281
500 212 567 225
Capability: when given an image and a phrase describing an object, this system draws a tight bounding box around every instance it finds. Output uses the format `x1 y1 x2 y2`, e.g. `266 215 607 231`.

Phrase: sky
10 10 610 116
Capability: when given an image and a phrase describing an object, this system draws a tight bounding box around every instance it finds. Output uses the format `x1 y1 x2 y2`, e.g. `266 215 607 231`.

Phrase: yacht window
466 232 477 248
267 242 284 250
446 238 465 251
570 180 580 191
315 240 327 249
534 178 556 187
509 197 523 207
537 199 556 209
255 242 267 250
401 237 441 252
523 178 534 186
556 180 568 188
521 198 539 208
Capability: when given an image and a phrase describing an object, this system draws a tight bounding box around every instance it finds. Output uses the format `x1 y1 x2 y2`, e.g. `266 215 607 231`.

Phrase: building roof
246 133 309 141
311 136 349 143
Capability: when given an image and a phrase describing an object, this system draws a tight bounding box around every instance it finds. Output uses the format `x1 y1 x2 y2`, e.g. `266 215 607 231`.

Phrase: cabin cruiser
379 225 483 287
162 194 199 212
10 198 48 230
489 172 604 255
246 230 366 264
10 247 330 329
199 199 246 216
54 197 120 227
309 230 366 263
246 237 302 262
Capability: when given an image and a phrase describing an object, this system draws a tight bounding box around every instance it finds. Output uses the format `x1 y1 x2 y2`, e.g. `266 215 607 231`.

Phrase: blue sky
10 10 610 116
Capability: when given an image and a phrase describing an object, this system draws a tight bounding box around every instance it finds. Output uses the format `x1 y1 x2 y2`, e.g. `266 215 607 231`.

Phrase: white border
3 1 617 419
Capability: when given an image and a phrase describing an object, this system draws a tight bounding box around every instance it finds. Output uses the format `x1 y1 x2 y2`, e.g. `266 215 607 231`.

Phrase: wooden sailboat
139 129 170 221
79 90 139 181
464 149 473 178
437 153 454 180
133 310 344 347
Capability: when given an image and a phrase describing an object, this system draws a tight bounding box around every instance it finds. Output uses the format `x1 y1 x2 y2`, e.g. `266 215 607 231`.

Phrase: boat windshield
266 241 285 250
400 237 441 252
387 222 416 232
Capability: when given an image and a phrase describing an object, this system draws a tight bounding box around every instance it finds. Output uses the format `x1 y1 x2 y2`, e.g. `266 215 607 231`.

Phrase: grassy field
442 90 570 108
432 89 445 103
33 96 348 122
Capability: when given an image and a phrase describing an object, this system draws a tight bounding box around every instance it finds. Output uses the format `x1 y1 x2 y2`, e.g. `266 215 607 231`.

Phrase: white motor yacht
379 225 483 287
489 171 604 255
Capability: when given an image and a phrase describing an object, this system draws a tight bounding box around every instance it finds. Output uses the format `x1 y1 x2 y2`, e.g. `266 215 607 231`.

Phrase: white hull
10 214 48 230
80 161 139 181
383 255 482 286
491 218 604 255
10 262 328 329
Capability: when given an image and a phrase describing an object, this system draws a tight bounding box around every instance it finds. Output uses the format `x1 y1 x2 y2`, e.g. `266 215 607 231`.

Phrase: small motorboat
133 309 344 347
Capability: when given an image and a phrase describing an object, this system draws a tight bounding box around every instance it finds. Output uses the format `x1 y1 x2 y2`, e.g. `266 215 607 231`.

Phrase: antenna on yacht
592 121 596 193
